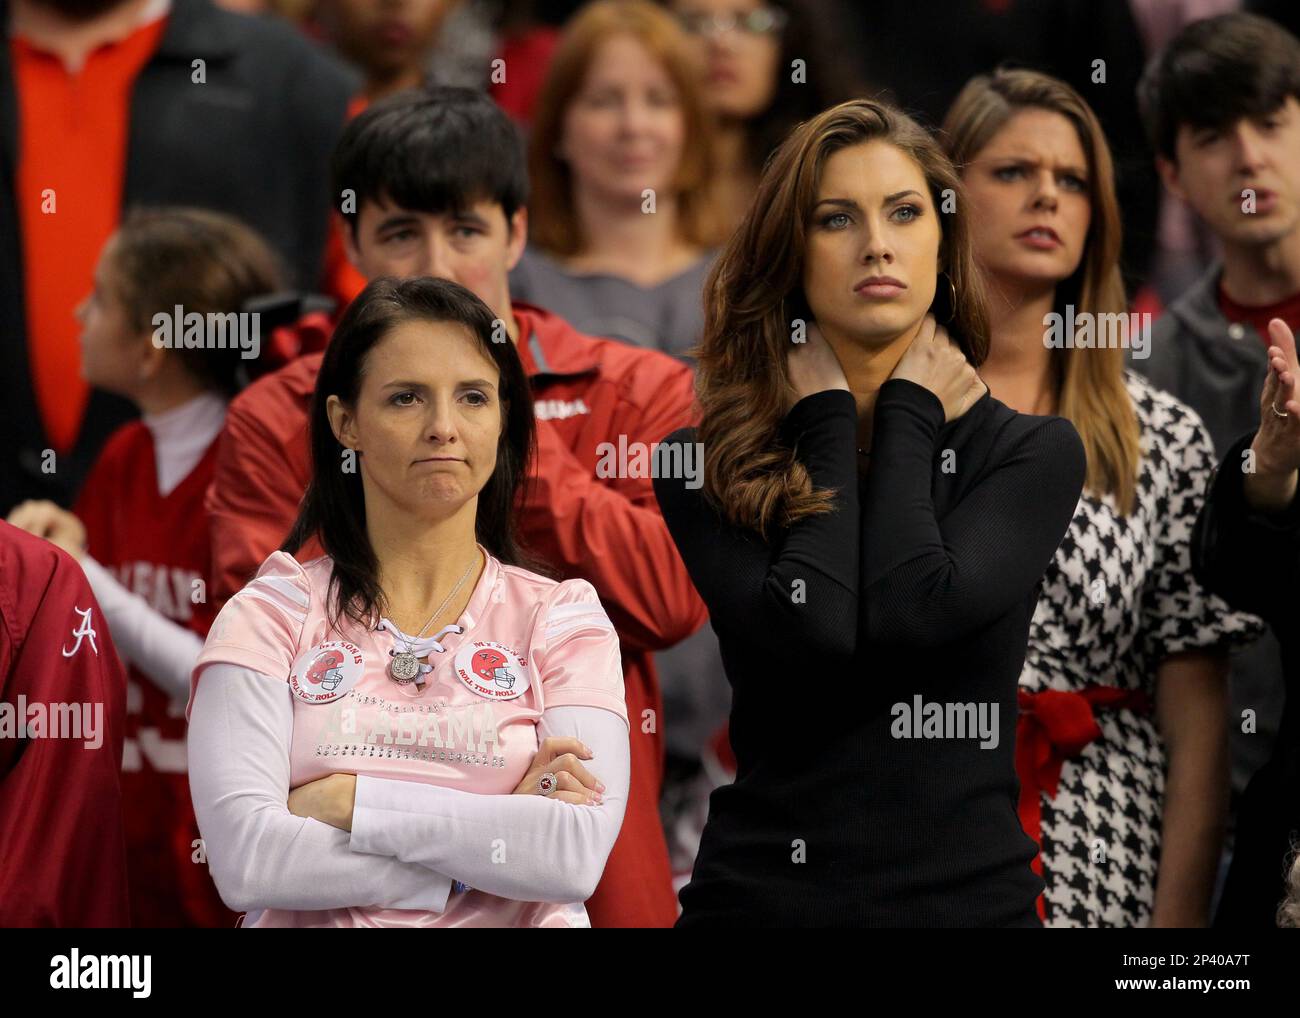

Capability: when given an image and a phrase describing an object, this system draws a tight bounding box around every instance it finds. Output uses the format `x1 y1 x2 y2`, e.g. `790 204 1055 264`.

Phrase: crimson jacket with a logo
0 521 129 926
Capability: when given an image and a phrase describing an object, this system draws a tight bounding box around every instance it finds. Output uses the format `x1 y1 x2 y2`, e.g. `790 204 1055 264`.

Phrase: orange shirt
12 17 167 454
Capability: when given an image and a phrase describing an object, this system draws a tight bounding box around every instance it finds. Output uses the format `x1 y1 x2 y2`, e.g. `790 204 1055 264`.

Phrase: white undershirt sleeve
348 705 631 904
187 662 454 914
82 555 204 703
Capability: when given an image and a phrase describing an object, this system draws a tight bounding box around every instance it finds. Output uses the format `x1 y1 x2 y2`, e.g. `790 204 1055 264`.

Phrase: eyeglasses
677 7 789 38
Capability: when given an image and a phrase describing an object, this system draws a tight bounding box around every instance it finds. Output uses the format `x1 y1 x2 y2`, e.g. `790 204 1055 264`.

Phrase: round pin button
453 641 530 701
288 640 364 704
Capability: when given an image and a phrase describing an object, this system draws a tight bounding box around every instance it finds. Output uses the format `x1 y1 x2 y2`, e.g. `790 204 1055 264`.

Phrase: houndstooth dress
1021 371 1264 927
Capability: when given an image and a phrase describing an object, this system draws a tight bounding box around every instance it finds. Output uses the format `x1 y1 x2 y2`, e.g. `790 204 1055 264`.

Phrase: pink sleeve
186 551 310 721
534 579 628 726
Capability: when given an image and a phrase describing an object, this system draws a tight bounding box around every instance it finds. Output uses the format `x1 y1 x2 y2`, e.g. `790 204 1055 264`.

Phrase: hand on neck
820 315 927 451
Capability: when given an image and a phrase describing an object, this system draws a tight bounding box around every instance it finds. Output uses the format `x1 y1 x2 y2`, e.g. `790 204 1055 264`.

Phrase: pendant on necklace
389 651 423 684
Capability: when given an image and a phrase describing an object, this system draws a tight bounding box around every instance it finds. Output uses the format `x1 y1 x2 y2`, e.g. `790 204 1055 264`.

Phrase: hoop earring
943 273 957 324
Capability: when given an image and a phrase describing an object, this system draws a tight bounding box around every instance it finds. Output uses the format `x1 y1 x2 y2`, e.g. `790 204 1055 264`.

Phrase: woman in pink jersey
187 276 631 928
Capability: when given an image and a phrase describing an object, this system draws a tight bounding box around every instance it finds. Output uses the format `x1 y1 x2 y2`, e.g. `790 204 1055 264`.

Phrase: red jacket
205 302 706 926
0 521 130 926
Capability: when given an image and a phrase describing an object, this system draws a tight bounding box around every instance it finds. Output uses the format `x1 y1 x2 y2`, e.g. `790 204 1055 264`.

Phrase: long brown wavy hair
943 68 1141 515
697 98 990 538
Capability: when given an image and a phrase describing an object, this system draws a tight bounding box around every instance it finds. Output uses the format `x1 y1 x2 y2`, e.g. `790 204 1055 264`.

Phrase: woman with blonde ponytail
944 68 1263 928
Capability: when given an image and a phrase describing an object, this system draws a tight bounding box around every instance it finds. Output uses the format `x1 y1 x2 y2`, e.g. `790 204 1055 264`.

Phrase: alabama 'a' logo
453 641 530 701
289 641 364 704
62 606 98 658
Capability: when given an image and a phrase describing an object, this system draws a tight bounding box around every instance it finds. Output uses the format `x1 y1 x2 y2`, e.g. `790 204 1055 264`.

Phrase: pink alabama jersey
190 547 628 928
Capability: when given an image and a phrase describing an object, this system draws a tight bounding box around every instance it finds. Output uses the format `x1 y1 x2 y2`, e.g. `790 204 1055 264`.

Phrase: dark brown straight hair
282 276 539 629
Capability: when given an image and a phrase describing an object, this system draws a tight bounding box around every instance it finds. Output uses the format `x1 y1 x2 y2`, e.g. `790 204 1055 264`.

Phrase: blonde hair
527 0 723 256
943 68 1140 515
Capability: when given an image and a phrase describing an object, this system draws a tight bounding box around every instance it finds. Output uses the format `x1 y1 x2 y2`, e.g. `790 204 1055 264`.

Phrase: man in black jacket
1193 318 1300 926
0 0 357 513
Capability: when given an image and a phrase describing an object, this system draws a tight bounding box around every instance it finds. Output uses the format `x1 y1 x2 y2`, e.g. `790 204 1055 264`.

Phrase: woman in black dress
653 99 1086 926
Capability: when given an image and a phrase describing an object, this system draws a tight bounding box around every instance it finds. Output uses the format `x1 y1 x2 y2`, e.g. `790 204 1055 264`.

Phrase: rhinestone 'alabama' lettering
317 698 501 755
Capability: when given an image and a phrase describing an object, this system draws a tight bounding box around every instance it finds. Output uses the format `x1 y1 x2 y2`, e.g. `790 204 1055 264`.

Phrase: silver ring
1271 400 1290 419
537 772 558 796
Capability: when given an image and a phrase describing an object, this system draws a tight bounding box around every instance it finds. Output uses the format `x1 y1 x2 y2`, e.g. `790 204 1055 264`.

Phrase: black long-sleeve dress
653 379 1086 926
1193 431 1300 928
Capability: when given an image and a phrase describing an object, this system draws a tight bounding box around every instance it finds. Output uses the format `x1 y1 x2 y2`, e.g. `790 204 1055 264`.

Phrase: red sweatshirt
205 301 707 926
0 521 130 926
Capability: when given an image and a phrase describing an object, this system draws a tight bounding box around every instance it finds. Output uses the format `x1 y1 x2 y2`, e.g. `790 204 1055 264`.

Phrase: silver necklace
387 552 479 684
